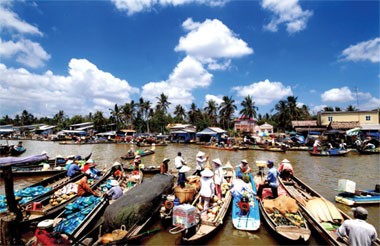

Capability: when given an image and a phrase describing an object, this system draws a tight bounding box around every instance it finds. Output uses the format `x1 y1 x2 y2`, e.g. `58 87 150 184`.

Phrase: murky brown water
1 140 379 245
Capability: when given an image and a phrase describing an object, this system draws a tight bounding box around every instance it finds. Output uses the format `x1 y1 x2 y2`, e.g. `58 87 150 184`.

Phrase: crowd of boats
0 146 379 245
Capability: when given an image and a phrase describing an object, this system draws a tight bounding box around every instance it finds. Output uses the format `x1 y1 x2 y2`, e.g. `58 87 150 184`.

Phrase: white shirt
213 166 224 185
200 176 215 198
337 219 377 246
174 156 186 169
196 156 207 171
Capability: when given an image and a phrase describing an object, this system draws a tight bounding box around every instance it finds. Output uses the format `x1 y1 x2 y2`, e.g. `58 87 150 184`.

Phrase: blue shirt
266 166 279 188
107 186 123 200
67 164 81 177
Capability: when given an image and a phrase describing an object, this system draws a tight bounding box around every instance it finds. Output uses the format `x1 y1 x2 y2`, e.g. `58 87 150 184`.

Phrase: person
195 151 208 176
236 159 251 181
106 179 123 200
199 168 215 212
85 163 101 179
213 158 224 199
177 165 191 188
278 159 294 180
112 162 123 179
365 142 375 150
82 159 94 173
174 152 186 170
337 206 377 246
14 141 24 151
313 139 320 154
77 174 99 197
339 140 346 150
160 158 170 175
133 155 141 170
67 162 81 178
257 160 280 199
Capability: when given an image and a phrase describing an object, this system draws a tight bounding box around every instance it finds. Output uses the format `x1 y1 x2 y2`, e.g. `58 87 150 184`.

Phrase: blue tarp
0 154 48 167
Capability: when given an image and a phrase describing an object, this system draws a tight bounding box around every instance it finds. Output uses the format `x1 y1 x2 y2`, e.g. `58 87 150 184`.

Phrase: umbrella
346 127 361 136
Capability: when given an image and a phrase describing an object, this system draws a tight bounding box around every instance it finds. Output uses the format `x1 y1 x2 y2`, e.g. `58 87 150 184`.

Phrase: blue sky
0 0 379 118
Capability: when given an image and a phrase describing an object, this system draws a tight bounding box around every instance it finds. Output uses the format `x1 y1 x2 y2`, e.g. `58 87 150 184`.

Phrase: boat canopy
0 154 48 167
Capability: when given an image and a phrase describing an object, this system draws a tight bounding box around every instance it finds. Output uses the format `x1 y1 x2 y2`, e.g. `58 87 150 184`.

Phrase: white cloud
311 104 327 114
141 56 212 109
232 79 293 105
0 38 50 68
0 3 42 36
359 97 380 110
340 37 380 63
321 87 354 102
111 0 228 15
261 0 312 34
0 59 139 117
175 18 253 70
204 94 223 107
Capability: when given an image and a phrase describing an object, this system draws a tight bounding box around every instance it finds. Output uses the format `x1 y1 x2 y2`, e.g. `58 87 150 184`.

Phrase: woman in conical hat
199 168 215 211
177 165 191 188
212 158 224 199
195 151 208 176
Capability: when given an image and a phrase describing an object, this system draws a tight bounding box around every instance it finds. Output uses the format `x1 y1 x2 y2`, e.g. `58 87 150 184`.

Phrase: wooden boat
120 149 155 160
180 164 235 243
255 182 311 242
10 146 26 156
309 149 349 157
0 171 83 214
201 144 238 151
249 145 286 152
279 175 353 245
335 181 380 206
51 168 143 243
357 148 380 155
123 163 161 174
231 173 260 231
17 164 122 226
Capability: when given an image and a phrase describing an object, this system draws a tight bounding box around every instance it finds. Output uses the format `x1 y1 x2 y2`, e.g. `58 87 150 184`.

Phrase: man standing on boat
337 206 377 246
174 151 186 170
257 160 279 199
195 151 208 176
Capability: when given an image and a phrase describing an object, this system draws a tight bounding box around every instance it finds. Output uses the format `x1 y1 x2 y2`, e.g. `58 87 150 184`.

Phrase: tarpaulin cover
0 154 48 167
103 174 174 231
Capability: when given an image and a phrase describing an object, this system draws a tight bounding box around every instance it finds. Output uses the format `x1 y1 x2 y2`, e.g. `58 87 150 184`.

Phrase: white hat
201 169 214 177
163 158 170 163
86 159 94 164
196 151 205 157
66 160 73 164
56 155 63 158
112 161 121 167
241 159 248 164
110 180 119 186
135 155 141 159
212 158 222 166
179 165 191 173
281 159 290 163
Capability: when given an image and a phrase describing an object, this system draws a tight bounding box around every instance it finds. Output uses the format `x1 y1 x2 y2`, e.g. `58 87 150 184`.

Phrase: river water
1 140 379 245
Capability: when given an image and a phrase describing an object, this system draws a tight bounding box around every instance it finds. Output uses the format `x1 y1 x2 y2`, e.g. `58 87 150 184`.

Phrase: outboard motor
238 196 250 215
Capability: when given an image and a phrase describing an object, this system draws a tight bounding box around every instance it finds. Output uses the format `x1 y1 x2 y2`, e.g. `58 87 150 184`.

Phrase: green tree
204 99 218 126
323 106 334 112
346 105 357 111
122 100 136 129
109 104 123 129
240 95 258 119
188 103 198 125
174 104 186 123
156 93 171 114
219 96 237 130
93 111 107 132
273 100 288 131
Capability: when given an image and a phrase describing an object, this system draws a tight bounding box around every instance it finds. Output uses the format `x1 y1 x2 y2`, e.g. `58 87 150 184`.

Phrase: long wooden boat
249 145 286 152
309 149 349 157
10 146 26 156
121 149 155 160
18 165 121 226
335 189 380 206
180 164 234 243
0 171 83 214
201 144 238 151
357 148 380 155
231 173 260 231
51 168 143 244
255 178 311 242
278 175 357 245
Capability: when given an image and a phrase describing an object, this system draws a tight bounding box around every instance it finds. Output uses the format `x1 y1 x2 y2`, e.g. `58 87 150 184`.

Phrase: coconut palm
240 95 258 119
122 100 136 129
156 93 171 114
219 96 237 130
204 99 218 126
109 104 123 129
174 104 186 123
346 105 357 111
188 103 198 125
273 100 288 131
138 97 152 133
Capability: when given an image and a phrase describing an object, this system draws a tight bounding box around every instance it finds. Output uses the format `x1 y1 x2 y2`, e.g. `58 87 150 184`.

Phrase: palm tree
324 106 334 112
93 111 107 132
174 104 186 123
219 96 237 130
109 104 123 129
287 96 301 121
156 93 171 114
122 100 136 129
204 99 218 126
240 95 258 134
273 100 288 131
188 103 198 125
346 105 357 111
139 98 152 133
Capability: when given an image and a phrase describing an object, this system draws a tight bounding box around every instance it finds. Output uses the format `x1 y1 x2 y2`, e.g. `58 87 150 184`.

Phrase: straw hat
241 159 248 165
212 158 222 166
163 158 170 163
281 159 290 163
135 155 141 159
196 151 205 157
110 180 119 186
86 159 94 164
201 168 214 177
112 162 121 167
179 165 191 173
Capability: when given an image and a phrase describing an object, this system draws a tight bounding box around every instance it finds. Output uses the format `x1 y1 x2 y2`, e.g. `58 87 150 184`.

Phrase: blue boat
231 173 260 231
335 189 380 206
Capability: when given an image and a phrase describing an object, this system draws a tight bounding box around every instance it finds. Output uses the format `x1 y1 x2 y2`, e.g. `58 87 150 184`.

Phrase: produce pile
53 195 101 235
49 182 78 206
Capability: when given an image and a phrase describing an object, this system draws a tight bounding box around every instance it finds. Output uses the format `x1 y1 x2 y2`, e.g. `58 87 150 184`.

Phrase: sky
0 0 379 119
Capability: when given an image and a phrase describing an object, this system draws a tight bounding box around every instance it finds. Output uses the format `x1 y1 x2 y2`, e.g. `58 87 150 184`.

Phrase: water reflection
0 140 379 245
